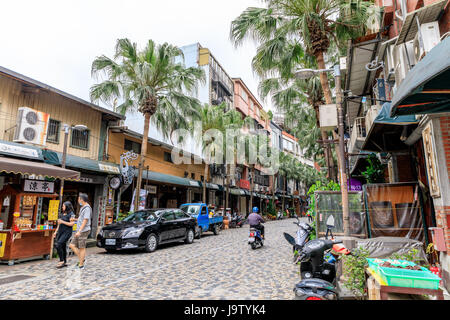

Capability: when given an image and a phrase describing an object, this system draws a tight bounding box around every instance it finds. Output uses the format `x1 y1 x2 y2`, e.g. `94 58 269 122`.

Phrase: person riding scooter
248 207 265 239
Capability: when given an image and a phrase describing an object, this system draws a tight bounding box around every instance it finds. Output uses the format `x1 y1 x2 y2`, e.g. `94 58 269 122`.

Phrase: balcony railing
348 117 366 153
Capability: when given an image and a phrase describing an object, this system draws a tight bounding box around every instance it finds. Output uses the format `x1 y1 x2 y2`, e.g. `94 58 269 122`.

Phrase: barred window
47 119 60 143
70 128 89 150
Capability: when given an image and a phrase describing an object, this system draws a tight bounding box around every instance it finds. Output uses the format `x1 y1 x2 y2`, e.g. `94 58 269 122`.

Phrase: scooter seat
295 278 336 292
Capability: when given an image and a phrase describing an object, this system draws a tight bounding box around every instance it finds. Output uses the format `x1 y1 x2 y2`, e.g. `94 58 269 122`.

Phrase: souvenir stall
0 157 80 265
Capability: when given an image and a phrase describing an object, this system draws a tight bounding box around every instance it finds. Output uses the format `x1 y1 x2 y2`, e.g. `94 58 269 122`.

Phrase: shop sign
98 163 120 174
23 180 54 193
48 200 60 221
145 185 157 194
0 142 40 159
347 178 362 191
239 179 250 190
423 122 440 198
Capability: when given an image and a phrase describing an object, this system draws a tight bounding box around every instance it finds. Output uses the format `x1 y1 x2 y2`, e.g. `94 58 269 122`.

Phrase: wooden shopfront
0 156 80 265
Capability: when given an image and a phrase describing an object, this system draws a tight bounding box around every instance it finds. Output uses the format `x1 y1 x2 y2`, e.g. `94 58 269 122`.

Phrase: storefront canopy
362 103 418 152
0 156 80 180
230 188 245 196
139 169 200 188
42 150 120 175
391 36 450 116
0 140 43 161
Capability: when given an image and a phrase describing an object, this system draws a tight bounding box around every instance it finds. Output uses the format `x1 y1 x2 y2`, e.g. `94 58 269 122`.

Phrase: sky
0 0 273 111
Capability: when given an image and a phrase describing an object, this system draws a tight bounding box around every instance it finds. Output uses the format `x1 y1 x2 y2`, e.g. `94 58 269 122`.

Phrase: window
241 89 248 102
124 139 141 154
47 119 60 143
164 152 173 163
161 211 175 221
70 128 89 150
174 210 188 219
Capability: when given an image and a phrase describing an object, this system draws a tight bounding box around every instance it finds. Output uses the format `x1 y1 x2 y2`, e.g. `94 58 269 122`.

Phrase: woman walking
54 201 76 268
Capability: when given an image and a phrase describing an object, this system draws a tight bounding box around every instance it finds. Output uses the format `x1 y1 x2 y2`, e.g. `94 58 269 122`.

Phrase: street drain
0 275 35 285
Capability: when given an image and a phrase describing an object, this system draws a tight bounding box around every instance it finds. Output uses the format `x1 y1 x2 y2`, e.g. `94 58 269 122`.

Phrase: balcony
349 117 367 153
365 104 383 135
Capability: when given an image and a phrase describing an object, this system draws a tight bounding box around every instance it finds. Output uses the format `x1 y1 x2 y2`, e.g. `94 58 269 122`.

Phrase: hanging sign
48 200 60 221
24 180 54 193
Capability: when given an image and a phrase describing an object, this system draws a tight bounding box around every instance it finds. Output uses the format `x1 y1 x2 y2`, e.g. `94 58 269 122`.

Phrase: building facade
344 0 450 291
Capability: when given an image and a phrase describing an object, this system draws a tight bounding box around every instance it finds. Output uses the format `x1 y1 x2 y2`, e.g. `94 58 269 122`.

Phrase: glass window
174 210 188 219
47 119 60 143
164 152 173 163
161 211 175 221
124 139 141 154
70 128 89 150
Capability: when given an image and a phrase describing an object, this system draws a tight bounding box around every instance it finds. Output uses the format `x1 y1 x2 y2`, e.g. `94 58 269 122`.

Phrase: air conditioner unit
413 21 441 63
13 107 49 145
393 45 408 85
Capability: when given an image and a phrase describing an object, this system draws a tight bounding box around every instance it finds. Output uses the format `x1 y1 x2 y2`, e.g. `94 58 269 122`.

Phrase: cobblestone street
0 219 300 300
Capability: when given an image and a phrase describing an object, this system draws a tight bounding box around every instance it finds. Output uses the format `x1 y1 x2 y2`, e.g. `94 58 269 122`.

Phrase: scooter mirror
326 215 335 228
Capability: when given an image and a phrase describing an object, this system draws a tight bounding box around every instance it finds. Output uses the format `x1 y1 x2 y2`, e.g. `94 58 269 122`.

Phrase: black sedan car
97 208 197 253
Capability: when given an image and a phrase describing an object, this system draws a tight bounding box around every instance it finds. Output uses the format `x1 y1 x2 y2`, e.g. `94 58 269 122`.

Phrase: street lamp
295 65 350 236
58 123 88 216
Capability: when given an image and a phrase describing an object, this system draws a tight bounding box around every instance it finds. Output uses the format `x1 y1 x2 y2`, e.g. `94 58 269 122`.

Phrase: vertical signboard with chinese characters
422 122 440 198
48 200 60 221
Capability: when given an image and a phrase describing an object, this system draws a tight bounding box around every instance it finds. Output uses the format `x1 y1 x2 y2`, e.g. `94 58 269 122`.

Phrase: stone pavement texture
0 218 301 300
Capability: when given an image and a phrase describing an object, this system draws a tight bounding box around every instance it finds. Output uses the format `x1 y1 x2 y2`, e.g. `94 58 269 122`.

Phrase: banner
48 200 60 221
130 189 147 212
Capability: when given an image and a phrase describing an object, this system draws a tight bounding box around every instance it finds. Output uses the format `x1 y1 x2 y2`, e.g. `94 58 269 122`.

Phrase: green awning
140 170 201 187
391 37 450 116
0 140 43 160
230 188 245 195
362 103 418 152
42 150 120 174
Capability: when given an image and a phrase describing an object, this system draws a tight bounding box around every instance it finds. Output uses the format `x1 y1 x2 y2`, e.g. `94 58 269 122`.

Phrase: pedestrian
69 193 92 269
53 201 76 268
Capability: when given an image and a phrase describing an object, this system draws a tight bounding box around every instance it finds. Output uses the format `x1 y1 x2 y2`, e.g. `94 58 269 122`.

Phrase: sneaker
78 264 85 269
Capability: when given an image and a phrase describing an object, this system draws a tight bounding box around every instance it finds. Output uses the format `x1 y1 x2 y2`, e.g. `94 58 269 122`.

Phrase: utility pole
334 65 350 236
58 124 70 218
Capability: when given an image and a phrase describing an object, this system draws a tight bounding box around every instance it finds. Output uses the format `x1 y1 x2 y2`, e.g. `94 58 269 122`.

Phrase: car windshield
180 205 201 216
122 210 158 222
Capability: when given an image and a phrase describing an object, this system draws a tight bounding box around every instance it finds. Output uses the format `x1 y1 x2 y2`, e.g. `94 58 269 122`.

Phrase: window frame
70 127 90 151
46 119 61 144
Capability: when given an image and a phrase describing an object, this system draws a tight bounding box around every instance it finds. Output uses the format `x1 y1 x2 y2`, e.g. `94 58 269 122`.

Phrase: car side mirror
160 217 166 222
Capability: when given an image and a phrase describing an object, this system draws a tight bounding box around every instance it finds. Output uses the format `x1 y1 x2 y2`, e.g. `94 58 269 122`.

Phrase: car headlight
122 227 144 239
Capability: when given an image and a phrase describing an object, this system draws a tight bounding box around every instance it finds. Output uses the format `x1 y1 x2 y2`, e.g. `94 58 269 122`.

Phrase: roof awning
0 156 80 180
230 188 245 196
42 150 120 175
363 103 418 152
0 140 43 160
345 34 383 124
138 170 201 188
391 37 450 116
395 0 447 45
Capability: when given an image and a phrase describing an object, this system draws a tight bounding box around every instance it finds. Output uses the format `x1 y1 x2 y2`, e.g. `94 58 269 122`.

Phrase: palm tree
231 0 371 181
90 39 205 211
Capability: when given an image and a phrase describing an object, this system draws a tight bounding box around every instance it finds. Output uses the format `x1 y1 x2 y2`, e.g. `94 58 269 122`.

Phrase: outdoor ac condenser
413 21 441 63
13 107 49 146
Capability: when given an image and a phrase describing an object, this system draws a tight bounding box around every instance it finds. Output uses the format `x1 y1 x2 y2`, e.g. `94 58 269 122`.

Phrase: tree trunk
203 164 208 204
134 112 150 212
316 50 338 182
225 164 230 211
282 176 286 212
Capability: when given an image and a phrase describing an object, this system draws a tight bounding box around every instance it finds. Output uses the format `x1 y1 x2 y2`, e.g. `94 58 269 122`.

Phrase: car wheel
195 226 202 239
185 229 195 244
145 233 158 253
213 224 220 235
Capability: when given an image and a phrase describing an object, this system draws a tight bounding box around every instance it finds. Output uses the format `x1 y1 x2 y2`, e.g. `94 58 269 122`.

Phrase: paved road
0 218 301 300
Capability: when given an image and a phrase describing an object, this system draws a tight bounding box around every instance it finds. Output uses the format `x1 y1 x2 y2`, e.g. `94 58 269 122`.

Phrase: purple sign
348 178 362 191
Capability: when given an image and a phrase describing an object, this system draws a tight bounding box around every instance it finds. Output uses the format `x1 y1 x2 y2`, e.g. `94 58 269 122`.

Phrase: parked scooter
230 214 245 228
284 216 350 300
248 227 264 250
283 216 313 255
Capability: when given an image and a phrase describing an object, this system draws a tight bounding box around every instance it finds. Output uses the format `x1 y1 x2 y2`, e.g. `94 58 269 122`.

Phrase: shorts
70 230 90 249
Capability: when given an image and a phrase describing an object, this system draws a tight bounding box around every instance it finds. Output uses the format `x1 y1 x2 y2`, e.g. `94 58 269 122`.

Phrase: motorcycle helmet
252 207 259 213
